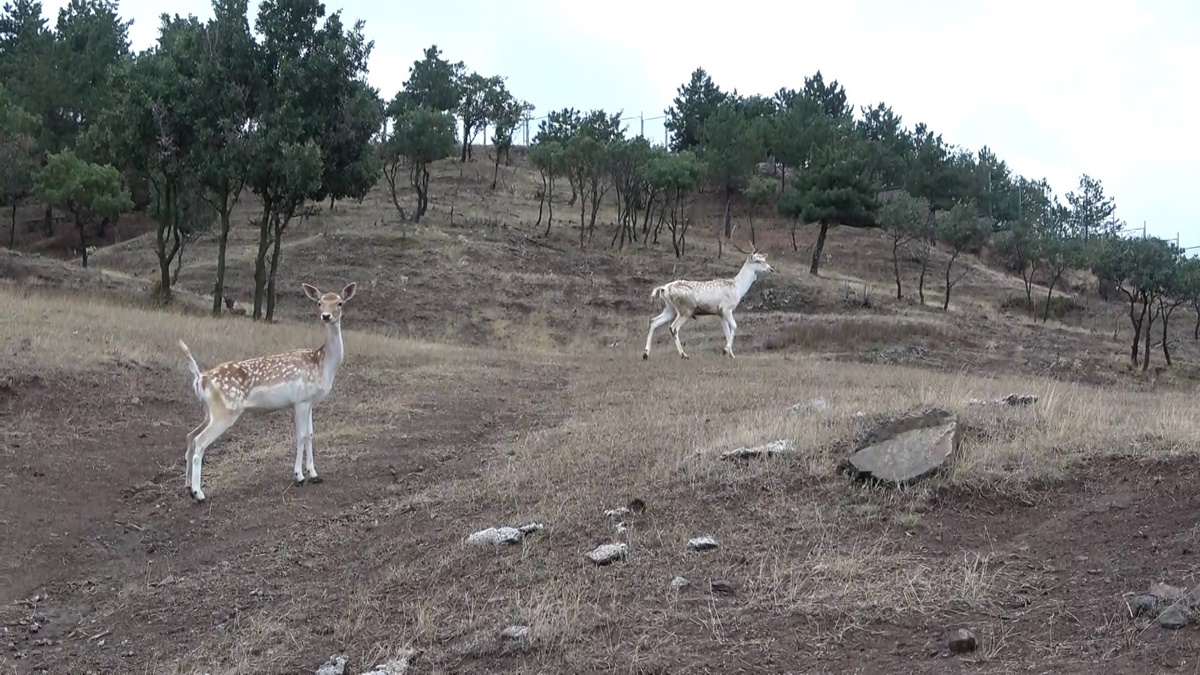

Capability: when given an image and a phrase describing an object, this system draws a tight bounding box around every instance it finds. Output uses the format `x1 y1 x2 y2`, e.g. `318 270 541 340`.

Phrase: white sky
36 0 1200 247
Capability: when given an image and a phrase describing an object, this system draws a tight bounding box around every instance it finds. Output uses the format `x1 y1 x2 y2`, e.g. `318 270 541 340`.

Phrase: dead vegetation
4 152 1200 673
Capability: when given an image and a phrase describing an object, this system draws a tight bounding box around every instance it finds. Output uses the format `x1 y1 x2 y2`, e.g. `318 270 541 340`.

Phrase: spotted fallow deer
643 242 774 360
177 282 357 502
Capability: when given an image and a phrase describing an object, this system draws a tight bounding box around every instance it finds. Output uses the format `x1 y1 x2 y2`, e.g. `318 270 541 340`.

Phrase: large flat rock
844 408 961 485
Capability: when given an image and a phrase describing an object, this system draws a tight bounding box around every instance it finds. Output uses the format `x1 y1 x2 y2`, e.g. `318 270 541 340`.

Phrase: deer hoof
191 489 206 503
308 475 323 484
294 477 306 487
642 352 649 360
680 352 690 359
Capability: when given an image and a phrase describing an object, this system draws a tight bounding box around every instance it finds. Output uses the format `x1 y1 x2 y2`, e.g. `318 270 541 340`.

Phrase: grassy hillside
3 147 1200 673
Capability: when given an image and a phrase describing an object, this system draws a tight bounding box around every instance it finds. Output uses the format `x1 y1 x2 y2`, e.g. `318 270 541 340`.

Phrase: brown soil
4 151 1200 674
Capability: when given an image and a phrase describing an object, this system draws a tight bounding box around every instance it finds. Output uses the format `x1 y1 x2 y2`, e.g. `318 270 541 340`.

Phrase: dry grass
9 150 1200 672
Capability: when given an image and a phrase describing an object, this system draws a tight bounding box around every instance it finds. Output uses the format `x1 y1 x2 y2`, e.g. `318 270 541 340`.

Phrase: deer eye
337 301 344 307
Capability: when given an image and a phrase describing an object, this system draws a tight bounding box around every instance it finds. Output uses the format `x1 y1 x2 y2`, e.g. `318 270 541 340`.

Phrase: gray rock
465 527 523 546
787 397 830 417
586 543 627 565
999 393 1038 406
1131 594 1159 617
500 625 530 641
316 654 348 675
687 536 719 552
719 439 796 461
945 628 976 654
671 576 690 589
710 580 736 596
360 649 419 675
465 522 544 547
844 408 961 485
1149 582 1186 602
1158 604 1192 629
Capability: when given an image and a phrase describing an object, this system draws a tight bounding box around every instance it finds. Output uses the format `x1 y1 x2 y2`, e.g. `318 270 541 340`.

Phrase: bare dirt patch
6 155 1200 673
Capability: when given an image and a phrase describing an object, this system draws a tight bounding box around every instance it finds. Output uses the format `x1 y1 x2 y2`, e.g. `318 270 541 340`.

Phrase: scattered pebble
787 397 830 417
671 576 690 589
710 580 736 596
586 543 627 566
465 522 544 547
317 654 348 675
945 628 977 654
500 625 530 641
687 536 719 552
360 648 419 675
718 439 796 461
1158 604 1192 630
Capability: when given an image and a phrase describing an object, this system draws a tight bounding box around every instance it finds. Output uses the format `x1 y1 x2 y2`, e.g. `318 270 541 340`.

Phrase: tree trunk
43 205 52 238
545 176 555 237
76 214 87 268
9 203 16 248
1126 291 1145 365
491 151 501 190
1163 304 1174 366
892 239 903 300
171 228 185 286
809 221 829 276
723 189 733 239
154 181 178 302
535 171 547 229
1142 300 1155 371
1194 301 1200 340
1042 271 1064 323
578 188 587 250
212 205 232 316
266 212 285 322
918 257 928 305
942 251 959 311
252 201 273 320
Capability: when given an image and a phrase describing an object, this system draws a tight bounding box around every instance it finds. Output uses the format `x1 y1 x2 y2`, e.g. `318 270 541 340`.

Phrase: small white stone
500 625 531 641
603 506 631 519
465 527 523 546
687 536 719 552
718 439 795 461
586 543 627 565
671 575 690 588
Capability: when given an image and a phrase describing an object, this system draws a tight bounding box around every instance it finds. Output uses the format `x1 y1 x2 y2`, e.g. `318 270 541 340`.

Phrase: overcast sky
37 0 1200 247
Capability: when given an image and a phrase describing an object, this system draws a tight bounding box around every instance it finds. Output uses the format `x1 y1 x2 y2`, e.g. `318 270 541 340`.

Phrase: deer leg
303 404 321 483
670 314 690 359
721 310 737 358
643 305 676 359
184 412 210 493
189 408 240 502
292 403 312 485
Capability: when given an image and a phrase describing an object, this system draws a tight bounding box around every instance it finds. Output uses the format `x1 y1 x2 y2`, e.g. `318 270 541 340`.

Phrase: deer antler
728 238 758 256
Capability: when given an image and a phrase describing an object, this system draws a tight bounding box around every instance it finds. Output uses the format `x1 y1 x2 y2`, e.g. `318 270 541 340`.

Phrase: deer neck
320 321 345 385
732 265 759 301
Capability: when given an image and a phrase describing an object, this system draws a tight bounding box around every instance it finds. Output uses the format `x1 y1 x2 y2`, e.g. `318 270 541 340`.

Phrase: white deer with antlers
177 282 357 502
643 242 774 360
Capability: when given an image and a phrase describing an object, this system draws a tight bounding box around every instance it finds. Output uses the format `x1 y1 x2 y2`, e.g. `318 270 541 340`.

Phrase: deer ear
341 282 357 302
302 284 322 302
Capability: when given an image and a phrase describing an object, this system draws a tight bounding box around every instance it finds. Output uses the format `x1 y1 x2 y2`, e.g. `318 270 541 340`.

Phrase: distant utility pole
639 112 644 138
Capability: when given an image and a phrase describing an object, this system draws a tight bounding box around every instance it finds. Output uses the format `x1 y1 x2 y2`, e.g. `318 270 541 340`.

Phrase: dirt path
0 360 565 674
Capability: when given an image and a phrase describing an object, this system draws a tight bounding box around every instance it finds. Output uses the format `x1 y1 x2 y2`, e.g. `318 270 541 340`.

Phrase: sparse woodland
1 0 1196 370
9 3 1200 672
